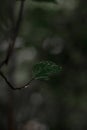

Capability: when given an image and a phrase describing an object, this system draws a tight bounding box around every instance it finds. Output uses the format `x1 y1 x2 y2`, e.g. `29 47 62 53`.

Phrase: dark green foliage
32 61 62 80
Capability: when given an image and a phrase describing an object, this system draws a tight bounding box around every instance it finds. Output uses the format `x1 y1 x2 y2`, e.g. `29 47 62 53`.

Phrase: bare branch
0 71 15 89
0 0 34 91
0 71 34 90
0 0 25 69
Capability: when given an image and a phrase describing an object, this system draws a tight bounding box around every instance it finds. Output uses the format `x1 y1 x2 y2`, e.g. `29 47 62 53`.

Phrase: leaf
32 61 62 80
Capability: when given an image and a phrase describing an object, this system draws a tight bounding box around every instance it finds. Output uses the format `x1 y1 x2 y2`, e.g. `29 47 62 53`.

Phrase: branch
0 0 25 69
0 71 34 90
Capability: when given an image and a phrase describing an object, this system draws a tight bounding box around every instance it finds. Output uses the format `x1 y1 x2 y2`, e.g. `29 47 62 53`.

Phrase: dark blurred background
0 0 87 130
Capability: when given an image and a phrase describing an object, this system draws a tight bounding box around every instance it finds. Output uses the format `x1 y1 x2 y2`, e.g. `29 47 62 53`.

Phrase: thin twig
0 0 25 69
0 70 34 90
0 71 15 89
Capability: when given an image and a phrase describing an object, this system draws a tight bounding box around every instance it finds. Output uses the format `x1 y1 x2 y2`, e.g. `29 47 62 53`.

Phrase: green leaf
32 61 62 80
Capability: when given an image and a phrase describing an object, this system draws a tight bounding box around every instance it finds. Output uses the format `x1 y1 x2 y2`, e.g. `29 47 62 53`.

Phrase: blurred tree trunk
7 52 16 130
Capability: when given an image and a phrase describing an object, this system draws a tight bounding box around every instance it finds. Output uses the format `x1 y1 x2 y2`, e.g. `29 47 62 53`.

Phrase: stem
0 71 15 89
5 0 25 64
0 71 34 90
0 0 25 69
